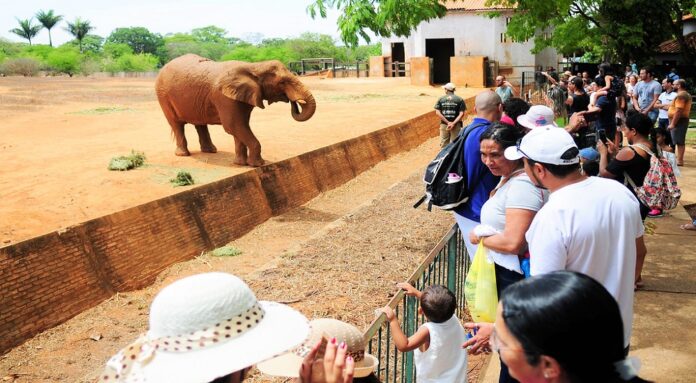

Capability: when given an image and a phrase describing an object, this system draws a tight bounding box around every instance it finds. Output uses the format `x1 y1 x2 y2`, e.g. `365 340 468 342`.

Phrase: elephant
155 54 316 166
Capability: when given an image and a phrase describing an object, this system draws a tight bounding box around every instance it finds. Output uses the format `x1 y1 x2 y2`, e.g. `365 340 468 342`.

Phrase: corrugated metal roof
444 0 515 11
657 32 696 54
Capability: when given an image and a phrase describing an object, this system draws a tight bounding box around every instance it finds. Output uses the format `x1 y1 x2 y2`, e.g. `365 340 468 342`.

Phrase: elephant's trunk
290 94 316 122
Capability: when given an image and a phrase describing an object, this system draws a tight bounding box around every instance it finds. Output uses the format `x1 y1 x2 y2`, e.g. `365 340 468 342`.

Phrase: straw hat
257 318 379 378
100 272 310 383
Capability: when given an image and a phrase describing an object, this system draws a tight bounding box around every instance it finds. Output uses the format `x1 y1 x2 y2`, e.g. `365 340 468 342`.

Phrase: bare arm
504 81 517 96
434 109 449 124
632 92 640 111
380 307 430 352
475 209 537 254
669 106 683 130
646 92 659 112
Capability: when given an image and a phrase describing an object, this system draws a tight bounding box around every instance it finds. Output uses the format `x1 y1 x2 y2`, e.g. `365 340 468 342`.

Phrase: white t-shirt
658 91 677 119
414 315 467 383
526 177 644 347
480 173 548 273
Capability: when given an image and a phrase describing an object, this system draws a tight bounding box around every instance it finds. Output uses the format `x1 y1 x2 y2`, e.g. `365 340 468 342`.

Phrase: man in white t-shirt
656 78 677 130
504 127 644 351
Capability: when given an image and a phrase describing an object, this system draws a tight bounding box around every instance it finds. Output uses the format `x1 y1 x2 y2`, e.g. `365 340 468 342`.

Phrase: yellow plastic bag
464 243 498 323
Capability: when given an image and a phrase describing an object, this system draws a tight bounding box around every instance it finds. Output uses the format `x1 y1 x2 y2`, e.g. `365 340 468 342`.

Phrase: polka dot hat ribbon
101 303 265 382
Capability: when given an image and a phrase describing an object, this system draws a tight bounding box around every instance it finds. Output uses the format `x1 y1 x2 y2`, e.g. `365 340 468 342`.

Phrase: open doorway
425 38 454 84
391 42 405 77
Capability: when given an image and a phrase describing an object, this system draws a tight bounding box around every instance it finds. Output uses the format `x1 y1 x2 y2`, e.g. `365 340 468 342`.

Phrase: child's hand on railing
396 282 422 298
377 306 397 322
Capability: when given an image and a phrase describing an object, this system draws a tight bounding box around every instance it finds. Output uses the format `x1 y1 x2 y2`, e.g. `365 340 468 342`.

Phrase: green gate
363 224 470 382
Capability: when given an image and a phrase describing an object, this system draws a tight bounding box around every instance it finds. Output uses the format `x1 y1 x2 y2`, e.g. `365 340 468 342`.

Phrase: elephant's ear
217 69 265 109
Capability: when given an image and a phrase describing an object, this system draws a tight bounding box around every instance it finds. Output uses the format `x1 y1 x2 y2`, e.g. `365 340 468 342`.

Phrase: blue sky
1 0 352 45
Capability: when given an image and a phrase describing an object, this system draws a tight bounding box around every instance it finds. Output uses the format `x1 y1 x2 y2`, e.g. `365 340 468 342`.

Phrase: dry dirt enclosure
0 76 479 245
0 75 487 381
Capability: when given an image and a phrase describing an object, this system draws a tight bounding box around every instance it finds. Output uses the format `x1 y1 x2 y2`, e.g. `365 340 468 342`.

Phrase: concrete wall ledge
0 110 442 354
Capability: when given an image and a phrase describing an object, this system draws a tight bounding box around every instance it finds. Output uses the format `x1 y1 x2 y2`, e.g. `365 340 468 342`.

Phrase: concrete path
478 147 696 382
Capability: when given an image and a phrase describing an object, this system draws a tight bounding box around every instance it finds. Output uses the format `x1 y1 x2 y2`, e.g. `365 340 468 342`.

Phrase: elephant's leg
172 122 190 156
233 137 248 166
220 103 265 167
158 99 190 156
195 125 217 153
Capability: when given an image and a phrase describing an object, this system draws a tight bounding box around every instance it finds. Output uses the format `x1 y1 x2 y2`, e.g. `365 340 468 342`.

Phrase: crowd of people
96 66 690 383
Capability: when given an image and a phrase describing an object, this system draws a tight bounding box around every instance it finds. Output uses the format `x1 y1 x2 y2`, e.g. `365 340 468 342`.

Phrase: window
500 33 508 43
506 17 512 25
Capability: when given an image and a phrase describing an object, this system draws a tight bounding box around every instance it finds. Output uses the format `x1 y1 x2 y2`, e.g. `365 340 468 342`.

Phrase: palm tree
65 18 94 52
35 10 63 47
9 18 43 45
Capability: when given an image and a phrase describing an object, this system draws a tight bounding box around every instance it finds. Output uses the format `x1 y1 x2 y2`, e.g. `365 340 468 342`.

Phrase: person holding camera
580 89 618 147
597 112 653 289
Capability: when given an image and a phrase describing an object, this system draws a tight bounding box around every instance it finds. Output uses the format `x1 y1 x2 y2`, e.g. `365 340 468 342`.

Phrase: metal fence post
404 296 416 383
447 234 457 293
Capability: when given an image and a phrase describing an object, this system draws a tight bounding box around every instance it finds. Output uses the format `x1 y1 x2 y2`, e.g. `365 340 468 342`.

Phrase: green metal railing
363 224 470 382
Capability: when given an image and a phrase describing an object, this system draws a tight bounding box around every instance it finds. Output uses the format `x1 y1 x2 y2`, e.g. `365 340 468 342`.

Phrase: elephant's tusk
295 99 307 105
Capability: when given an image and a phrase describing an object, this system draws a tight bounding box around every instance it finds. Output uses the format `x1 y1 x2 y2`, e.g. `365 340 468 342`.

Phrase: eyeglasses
491 324 524 354
515 138 532 160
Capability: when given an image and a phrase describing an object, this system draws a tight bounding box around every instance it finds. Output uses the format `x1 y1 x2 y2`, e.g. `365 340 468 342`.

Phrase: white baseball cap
516 105 557 130
442 82 456 91
504 127 579 165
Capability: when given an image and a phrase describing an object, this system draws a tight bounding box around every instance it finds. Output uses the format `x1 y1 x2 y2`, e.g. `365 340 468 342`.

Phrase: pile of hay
170 171 194 187
107 151 146 171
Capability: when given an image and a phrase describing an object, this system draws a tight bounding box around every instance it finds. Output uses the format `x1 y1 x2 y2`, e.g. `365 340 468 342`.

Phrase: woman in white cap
100 272 354 383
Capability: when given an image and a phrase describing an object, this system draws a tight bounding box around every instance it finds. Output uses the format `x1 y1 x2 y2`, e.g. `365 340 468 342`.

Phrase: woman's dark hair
571 77 585 92
655 126 673 147
501 271 650 383
599 62 614 76
503 98 531 133
480 122 525 150
625 112 659 157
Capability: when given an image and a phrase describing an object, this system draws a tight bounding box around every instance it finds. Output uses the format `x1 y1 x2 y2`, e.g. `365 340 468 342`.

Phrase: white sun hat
442 82 456 91
516 105 557 130
504 126 579 165
257 318 378 378
100 272 310 383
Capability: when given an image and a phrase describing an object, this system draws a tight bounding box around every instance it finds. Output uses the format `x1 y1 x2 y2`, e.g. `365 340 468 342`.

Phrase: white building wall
380 11 560 83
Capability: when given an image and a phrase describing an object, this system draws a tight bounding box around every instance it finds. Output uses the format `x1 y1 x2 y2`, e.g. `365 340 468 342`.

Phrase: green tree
66 34 104 54
47 46 81 76
191 25 230 44
488 0 696 63
307 0 446 46
106 27 164 55
103 42 133 58
65 18 95 53
35 9 63 47
9 18 43 45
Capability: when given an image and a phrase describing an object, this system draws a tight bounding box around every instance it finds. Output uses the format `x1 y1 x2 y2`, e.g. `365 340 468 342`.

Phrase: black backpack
414 122 487 211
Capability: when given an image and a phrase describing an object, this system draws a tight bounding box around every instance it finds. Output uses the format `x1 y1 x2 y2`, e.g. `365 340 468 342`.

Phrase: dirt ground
0 137 485 382
0 76 479 245
1 76 485 381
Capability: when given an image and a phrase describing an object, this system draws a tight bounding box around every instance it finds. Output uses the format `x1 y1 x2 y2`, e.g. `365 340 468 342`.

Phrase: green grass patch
108 151 146 171
71 107 133 115
208 245 243 257
170 171 195 187
686 129 696 145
